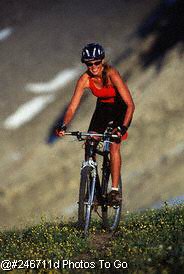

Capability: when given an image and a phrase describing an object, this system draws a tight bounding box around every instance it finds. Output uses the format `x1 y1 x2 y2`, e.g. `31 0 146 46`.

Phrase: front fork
81 158 97 206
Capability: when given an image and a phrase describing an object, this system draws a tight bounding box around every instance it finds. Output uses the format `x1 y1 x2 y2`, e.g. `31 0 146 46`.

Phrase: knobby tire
78 165 95 236
101 163 122 231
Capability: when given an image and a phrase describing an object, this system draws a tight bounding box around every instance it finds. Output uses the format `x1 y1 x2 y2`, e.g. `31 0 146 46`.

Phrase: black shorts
88 98 128 133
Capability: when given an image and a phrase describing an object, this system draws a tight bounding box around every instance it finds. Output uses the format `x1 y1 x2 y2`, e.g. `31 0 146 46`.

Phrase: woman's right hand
55 124 67 137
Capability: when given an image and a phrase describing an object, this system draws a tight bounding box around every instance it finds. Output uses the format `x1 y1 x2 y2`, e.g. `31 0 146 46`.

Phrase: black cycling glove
55 124 67 136
117 125 128 136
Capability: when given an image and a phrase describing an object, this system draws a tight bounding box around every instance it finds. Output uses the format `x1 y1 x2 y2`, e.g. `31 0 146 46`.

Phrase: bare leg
110 142 121 188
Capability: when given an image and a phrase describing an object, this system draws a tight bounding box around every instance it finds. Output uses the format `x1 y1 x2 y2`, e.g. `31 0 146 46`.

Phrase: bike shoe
107 190 122 206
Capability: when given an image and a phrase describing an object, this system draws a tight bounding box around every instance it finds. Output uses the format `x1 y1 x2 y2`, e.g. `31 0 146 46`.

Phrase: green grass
0 205 184 273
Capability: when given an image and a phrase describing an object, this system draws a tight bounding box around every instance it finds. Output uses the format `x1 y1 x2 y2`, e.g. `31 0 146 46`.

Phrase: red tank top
89 77 128 140
89 77 116 103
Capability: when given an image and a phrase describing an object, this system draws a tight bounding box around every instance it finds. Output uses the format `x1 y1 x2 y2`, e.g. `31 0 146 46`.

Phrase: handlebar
64 131 120 141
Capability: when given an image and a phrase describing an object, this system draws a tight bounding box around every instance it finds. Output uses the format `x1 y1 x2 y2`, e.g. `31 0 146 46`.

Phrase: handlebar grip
65 131 79 136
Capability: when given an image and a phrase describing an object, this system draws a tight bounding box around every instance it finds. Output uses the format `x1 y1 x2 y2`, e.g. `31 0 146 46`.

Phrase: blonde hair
102 62 111 87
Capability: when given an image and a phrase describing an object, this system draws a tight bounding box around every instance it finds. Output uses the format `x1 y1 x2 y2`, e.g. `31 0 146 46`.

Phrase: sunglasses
85 60 102 67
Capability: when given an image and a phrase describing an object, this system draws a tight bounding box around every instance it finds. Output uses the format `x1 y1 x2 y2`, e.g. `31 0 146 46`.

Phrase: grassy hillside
0 204 183 273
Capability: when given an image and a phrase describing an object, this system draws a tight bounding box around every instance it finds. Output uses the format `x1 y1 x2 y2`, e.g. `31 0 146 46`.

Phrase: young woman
56 43 135 204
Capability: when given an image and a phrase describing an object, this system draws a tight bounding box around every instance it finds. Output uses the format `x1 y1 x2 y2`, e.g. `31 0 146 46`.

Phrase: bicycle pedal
77 201 89 205
109 201 121 207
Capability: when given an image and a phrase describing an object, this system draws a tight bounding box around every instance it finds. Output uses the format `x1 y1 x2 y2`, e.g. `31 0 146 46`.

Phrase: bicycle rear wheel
101 174 122 231
78 165 95 236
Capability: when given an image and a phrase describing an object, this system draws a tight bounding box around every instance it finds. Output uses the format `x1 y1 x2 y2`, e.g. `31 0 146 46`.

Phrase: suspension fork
82 138 103 204
81 158 97 205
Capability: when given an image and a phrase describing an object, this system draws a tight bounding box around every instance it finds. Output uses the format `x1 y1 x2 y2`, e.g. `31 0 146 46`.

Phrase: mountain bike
64 126 122 236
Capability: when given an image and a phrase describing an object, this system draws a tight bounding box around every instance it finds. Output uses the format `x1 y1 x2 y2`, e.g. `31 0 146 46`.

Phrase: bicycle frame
66 130 118 200
64 130 122 235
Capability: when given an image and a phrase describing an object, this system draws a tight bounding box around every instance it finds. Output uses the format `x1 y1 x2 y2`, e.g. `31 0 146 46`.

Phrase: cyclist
56 43 135 204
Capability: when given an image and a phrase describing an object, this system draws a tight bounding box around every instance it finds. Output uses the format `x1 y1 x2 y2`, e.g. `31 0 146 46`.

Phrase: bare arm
63 74 88 126
109 67 135 127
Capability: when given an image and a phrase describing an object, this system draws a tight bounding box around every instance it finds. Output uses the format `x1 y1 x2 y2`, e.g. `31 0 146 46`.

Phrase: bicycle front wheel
102 176 122 232
78 165 95 236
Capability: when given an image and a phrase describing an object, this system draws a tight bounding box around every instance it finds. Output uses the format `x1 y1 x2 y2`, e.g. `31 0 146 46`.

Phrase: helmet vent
85 49 90 56
93 47 96 57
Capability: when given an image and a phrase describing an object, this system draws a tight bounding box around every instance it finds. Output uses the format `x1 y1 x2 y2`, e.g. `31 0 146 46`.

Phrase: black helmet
81 43 105 63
